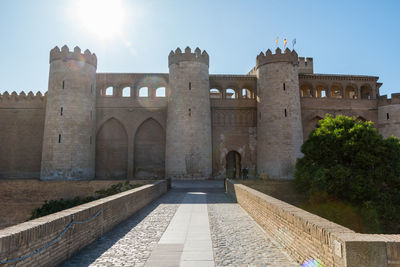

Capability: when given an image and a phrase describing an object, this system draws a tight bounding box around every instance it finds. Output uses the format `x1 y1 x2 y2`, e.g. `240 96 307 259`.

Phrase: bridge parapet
0 180 168 266
226 180 400 267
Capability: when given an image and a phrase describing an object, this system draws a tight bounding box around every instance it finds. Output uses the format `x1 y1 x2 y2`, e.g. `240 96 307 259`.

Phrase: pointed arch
134 118 165 179
95 118 128 179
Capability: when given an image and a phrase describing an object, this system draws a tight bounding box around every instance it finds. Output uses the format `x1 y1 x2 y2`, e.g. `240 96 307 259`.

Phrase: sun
75 0 127 40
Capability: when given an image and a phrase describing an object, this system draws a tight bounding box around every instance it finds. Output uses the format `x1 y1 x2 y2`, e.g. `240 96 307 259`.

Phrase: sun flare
75 0 127 40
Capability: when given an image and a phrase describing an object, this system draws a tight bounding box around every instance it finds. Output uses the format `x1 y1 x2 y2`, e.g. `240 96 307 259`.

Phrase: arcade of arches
95 118 165 179
300 83 374 99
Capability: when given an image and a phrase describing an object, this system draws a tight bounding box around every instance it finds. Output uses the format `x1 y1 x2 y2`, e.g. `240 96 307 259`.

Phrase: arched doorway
226 151 241 179
134 118 165 179
95 118 128 179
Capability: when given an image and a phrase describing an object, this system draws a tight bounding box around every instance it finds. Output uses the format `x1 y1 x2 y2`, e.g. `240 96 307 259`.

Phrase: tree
295 114 400 233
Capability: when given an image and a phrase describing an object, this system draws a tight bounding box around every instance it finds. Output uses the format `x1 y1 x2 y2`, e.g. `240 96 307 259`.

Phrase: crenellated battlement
0 91 45 101
378 93 400 105
298 57 313 74
50 45 97 67
168 46 209 66
256 47 298 68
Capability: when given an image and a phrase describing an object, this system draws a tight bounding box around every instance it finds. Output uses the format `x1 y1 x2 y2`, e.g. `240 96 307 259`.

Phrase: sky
0 0 399 96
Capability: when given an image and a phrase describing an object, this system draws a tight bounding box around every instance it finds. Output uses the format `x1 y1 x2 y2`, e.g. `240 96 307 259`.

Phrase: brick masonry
0 179 153 230
0 180 167 266
226 180 400 267
2 46 399 181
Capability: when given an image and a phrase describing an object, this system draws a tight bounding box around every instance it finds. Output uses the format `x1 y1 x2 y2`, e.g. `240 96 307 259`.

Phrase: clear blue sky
0 0 399 96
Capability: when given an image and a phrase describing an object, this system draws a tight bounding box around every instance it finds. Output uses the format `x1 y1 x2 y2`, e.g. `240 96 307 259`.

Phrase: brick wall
0 180 167 266
226 180 400 267
0 179 153 230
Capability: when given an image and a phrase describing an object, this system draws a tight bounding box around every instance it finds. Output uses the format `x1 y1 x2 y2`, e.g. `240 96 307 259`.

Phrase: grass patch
236 179 382 233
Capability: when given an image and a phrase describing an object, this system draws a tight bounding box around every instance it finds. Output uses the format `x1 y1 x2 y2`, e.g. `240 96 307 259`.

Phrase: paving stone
207 192 300 267
60 191 185 267
60 186 300 267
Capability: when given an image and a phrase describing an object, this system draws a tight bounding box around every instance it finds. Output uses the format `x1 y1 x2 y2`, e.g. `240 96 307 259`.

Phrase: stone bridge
0 180 399 267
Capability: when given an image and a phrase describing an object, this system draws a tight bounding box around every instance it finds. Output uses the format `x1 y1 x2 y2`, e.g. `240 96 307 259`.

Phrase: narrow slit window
189 108 191 117
91 84 93 94
90 110 92 120
387 113 390 120
90 136 92 144
283 83 286 91
60 107 63 116
62 80 65 89
189 82 191 90
58 134 61 143
284 109 287 117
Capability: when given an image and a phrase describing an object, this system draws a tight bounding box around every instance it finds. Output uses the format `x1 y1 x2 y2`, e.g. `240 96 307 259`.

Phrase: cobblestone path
207 192 299 267
61 184 300 267
61 191 186 267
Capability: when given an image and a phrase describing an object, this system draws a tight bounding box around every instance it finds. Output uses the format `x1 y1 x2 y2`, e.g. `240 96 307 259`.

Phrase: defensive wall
226 180 400 267
0 180 168 266
0 78 391 180
1 46 399 180
0 179 153 230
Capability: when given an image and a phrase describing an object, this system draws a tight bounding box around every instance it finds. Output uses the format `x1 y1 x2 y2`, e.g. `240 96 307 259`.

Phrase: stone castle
0 45 399 180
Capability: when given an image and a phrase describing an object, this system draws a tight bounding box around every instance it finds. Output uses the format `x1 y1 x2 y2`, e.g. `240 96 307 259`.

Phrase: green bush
29 181 140 220
295 115 400 233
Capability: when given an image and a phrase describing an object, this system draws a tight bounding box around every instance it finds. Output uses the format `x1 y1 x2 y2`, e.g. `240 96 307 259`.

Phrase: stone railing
226 180 400 267
0 180 168 266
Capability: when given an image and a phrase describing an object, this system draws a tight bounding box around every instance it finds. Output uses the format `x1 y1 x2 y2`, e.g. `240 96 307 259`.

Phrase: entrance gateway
226 151 241 179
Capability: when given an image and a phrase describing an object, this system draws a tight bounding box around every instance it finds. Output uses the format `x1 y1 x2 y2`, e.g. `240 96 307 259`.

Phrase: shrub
29 181 140 220
295 115 400 233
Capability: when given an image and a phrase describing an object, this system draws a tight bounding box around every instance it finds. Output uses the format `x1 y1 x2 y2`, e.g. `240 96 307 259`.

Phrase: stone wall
40 46 97 180
211 99 257 178
0 93 45 179
166 48 212 179
301 98 379 139
226 180 400 267
0 179 152 230
256 49 303 179
0 180 167 266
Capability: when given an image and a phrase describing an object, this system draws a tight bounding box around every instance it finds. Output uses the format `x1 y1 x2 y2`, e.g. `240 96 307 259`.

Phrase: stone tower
40 45 97 180
256 48 303 179
166 47 212 179
378 94 400 138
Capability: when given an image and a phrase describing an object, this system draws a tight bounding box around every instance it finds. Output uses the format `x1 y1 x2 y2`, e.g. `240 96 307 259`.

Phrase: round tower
166 46 212 179
40 45 97 180
256 48 303 179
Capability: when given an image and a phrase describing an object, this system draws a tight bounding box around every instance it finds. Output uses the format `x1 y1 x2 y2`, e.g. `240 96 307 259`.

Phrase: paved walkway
61 181 299 267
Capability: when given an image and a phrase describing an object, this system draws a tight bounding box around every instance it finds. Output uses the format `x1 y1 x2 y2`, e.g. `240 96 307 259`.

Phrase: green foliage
295 115 400 233
29 181 140 220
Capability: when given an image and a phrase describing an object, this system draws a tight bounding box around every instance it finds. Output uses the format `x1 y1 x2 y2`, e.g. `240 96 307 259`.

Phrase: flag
276 36 279 46
292 38 296 47
284 38 287 47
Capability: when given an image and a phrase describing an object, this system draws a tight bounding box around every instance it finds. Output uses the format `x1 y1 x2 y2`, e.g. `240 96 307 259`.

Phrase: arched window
330 84 342 99
360 85 372 99
226 88 236 99
210 88 222 99
105 86 113 96
138 87 149 97
122 87 131 97
315 85 327 98
345 85 357 99
155 87 166 97
241 88 253 99
300 84 313 97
